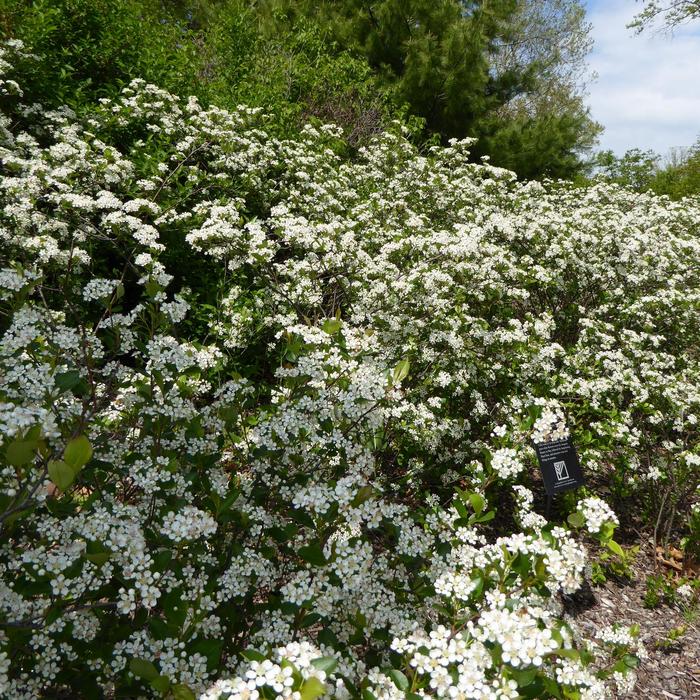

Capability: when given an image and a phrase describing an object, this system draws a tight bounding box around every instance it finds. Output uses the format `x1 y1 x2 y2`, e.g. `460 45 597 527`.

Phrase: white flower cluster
200 642 340 700
386 612 603 699
0 41 679 697
595 625 637 647
490 447 524 480
0 651 9 694
576 497 620 535
532 405 570 445
160 506 218 542
512 485 547 531
0 267 40 300
676 583 695 602
82 277 120 302
594 623 647 695
392 626 503 699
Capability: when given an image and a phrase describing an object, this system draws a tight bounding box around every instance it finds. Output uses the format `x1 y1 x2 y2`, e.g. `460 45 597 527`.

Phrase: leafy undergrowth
1 41 699 699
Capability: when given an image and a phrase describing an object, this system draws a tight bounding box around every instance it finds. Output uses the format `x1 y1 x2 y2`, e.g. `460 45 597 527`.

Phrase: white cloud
586 0 700 155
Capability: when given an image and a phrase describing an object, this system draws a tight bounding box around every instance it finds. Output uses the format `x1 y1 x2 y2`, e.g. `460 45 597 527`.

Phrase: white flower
576 497 619 535
160 506 217 542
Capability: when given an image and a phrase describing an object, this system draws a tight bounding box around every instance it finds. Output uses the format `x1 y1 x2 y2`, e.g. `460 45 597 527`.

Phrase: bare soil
565 548 700 699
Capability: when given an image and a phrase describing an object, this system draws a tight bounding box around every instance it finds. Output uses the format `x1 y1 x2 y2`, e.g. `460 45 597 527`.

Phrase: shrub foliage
1 41 699 699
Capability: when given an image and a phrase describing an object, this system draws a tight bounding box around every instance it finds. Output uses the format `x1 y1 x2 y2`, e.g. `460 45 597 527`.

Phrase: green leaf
45 606 63 626
392 359 410 384
351 485 374 507
55 370 82 391
468 492 485 515
6 440 36 466
607 540 624 558
527 405 542 422
567 511 585 529
150 675 171 693
64 435 92 470
48 460 75 491
85 551 111 566
322 318 342 335
300 612 323 629
191 638 223 669
310 656 338 675
541 676 565 699
386 669 409 691
145 278 161 297
25 425 42 442
240 649 267 662
153 549 173 570
317 627 339 649
300 677 326 700
298 543 327 566
599 521 616 542
474 510 495 524
171 684 196 700
554 648 580 660
161 588 187 627
453 498 469 519
509 667 537 686
269 524 298 543
622 653 640 669
129 658 159 681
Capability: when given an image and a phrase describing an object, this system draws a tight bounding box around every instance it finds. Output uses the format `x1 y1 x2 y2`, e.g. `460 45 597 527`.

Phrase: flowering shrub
1 40 698 698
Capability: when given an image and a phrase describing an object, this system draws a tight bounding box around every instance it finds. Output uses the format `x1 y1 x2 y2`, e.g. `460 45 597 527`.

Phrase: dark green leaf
55 370 82 391
192 639 223 668
129 658 159 681
300 613 323 629
172 684 196 700
298 543 326 566
6 440 36 466
310 656 338 675
317 628 339 649
386 669 409 691
150 675 170 693
509 667 537 686
240 649 267 662
85 551 111 566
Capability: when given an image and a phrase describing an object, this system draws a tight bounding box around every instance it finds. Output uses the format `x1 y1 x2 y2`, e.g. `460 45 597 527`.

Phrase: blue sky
585 0 700 156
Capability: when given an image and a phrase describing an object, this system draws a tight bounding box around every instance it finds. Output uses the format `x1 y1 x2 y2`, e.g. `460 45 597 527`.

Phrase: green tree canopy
1 0 601 178
260 0 600 177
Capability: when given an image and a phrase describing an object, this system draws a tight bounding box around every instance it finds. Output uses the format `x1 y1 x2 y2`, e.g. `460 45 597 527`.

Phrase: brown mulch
564 548 700 699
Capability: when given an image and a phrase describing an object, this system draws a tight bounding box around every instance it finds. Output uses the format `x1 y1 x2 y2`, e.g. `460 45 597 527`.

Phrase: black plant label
534 437 585 496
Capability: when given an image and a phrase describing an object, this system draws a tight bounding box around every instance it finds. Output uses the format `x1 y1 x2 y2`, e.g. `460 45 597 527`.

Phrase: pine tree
262 0 600 178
